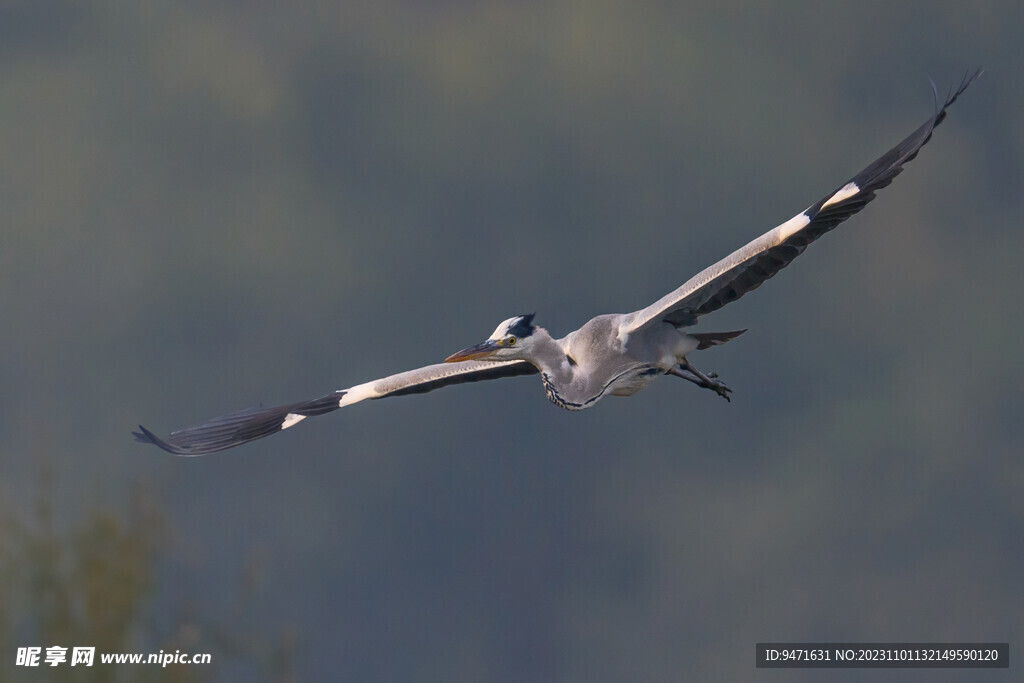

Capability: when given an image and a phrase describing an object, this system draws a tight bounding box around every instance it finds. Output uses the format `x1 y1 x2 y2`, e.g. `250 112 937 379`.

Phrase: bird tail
690 329 747 350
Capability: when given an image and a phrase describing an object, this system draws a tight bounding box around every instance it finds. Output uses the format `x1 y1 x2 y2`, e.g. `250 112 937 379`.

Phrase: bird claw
695 370 733 401
709 378 732 402
669 363 733 402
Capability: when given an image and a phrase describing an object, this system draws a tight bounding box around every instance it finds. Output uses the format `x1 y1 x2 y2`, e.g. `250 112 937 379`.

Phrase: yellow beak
444 340 500 363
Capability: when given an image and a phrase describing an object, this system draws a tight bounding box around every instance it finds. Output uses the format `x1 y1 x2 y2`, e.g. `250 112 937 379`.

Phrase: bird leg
669 359 733 402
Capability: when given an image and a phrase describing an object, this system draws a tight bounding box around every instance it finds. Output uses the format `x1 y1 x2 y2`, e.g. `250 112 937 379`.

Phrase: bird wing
133 359 538 456
620 70 979 335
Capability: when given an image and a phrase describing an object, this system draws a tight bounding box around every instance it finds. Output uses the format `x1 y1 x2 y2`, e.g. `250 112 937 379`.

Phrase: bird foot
707 376 732 402
668 362 733 402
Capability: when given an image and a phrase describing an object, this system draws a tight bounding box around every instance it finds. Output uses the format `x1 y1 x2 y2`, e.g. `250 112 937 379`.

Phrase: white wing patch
281 413 306 430
775 211 812 242
820 181 860 210
338 381 382 407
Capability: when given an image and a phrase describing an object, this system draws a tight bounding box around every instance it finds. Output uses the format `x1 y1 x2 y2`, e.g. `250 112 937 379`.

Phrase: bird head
444 314 537 363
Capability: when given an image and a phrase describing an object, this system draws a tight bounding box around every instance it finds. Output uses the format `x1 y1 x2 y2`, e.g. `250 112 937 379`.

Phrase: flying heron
135 72 979 455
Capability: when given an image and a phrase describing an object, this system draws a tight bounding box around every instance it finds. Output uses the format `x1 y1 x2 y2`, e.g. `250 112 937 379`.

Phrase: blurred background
2 1 1022 681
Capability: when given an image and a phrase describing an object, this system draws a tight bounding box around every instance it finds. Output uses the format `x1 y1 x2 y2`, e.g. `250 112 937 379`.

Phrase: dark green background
2 2 1021 681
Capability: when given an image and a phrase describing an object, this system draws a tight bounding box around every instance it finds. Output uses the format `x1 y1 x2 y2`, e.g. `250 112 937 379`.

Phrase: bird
135 71 979 455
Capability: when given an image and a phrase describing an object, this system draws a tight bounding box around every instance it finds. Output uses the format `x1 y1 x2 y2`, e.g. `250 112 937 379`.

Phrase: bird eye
507 336 516 346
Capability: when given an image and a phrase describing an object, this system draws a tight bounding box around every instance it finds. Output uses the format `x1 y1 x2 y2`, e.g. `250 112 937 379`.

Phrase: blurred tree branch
0 463 296 683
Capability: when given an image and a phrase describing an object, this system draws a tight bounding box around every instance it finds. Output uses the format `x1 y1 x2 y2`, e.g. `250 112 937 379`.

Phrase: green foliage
0 467 295 683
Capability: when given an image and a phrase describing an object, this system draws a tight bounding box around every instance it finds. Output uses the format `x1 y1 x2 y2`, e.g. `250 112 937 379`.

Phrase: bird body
135 72 980 455
526 315 696 409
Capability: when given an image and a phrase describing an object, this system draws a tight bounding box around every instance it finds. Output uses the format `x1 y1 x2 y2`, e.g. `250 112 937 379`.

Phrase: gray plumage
134 71 979 455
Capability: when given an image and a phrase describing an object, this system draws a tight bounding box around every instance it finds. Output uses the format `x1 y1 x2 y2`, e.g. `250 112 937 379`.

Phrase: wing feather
134 360 536 456
621 70 980 334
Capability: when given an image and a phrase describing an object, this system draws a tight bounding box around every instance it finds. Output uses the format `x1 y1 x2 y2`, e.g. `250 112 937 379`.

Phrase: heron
135 72 979 455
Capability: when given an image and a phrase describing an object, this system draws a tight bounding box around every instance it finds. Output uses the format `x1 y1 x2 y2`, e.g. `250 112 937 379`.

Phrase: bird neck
523 328 575 383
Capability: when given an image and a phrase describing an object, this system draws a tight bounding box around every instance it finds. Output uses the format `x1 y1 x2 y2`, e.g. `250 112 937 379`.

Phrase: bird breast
606 366 664 396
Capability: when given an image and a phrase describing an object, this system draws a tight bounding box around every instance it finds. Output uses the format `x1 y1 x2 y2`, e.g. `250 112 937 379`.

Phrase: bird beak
444 339 500 363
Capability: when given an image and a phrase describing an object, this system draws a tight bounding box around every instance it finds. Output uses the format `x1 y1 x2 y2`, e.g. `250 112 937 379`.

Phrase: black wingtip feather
832 68 980 216
133 424 195 456
135 392 345 456
685 71 979 322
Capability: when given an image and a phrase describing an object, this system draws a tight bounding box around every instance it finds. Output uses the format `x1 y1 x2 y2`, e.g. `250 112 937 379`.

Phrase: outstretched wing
134 359 537 456
620 70 980 334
